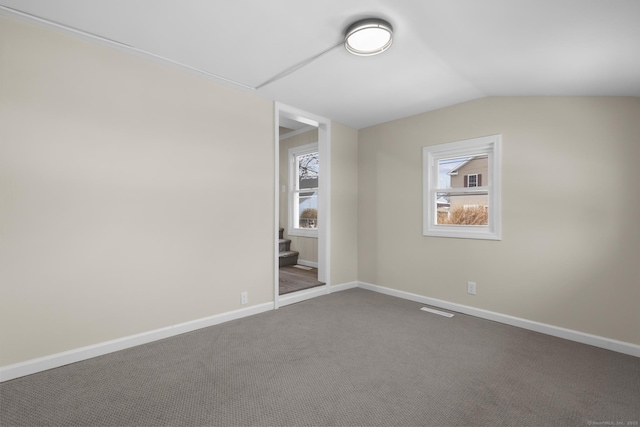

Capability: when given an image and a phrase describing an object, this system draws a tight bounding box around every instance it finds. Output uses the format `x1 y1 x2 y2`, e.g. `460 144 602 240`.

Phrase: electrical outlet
241 292 248 305
467 281 477 295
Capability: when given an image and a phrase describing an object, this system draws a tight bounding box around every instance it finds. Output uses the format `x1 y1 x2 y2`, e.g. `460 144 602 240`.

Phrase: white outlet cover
467 282 477 295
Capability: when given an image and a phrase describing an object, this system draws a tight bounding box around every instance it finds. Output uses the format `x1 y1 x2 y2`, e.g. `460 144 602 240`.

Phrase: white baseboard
5 280 636 383
1 280 357 382
330 281 358 293
278 280 358 308
296 259 318 268
358 281 640 358
0 302 274 383
278 285 329 307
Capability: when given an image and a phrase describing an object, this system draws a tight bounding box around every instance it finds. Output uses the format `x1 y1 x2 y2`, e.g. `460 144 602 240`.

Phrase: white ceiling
2 0 639 129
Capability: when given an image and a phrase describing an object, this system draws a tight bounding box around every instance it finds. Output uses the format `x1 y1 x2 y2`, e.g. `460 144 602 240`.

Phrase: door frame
274 102 331 309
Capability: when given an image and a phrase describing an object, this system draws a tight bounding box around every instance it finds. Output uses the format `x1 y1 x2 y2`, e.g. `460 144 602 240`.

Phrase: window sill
423 226 501 241
288 228 319 238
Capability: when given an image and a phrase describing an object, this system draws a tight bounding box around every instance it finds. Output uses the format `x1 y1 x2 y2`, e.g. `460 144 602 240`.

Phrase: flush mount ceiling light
257 17 394 89
344 18 393 56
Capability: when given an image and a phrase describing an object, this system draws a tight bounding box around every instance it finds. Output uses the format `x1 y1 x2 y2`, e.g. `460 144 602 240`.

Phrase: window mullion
438 185 490 195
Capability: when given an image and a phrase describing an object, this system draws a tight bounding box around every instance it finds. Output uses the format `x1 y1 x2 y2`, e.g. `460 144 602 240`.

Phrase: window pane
436 192 488 226
298 152 319 190
438 154 488 189
297 191 318 229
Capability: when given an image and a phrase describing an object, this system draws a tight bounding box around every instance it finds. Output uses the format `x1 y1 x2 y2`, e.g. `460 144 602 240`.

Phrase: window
423 135 501 240
289 143 319 237
466 173 479 188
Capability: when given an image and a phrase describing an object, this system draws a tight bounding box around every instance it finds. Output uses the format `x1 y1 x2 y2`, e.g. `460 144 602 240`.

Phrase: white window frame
288 142 319 238
423 135 502 240
467 173 478 188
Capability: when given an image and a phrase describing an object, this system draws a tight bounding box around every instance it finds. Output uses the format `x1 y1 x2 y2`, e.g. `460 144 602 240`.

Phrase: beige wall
279 128 319 263
330 123 359 286
358 97 640 345
0 16 274 366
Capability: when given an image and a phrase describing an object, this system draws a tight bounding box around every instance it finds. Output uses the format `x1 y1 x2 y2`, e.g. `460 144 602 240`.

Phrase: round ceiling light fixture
344 18 393 56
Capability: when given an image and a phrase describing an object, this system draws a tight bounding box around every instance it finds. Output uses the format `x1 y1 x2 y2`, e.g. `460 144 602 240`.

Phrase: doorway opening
274 103 331 308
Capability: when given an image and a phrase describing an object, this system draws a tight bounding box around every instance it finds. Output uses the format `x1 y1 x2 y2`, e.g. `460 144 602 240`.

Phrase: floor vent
420 307 454 317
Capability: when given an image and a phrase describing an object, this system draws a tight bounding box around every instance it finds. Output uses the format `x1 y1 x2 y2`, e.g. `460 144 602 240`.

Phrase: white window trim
423 135 502 240
288 142 319 238
467 173 478 188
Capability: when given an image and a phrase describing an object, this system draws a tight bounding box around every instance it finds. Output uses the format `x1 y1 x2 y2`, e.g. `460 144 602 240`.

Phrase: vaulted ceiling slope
2 0 639 129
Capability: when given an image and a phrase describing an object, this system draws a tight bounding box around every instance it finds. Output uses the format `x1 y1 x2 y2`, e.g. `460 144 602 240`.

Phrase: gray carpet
1 288 639 426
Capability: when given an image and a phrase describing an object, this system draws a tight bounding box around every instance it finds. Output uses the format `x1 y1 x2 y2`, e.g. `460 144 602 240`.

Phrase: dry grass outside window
440 206 488 225
300 208 317 219
299 208 318 228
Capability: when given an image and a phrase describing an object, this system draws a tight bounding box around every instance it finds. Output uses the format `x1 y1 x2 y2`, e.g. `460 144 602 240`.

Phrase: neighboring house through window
448 157 488 212
423 135 502 240
288 142 319 238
